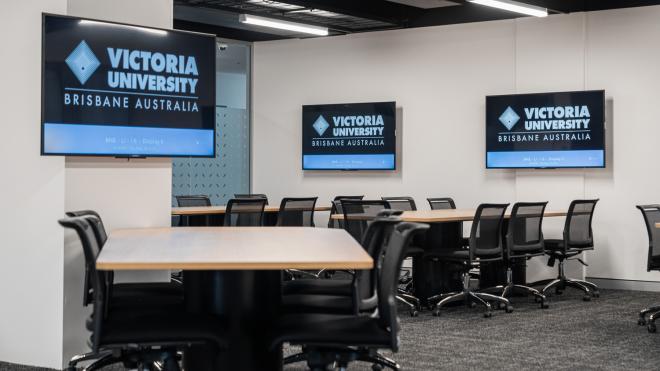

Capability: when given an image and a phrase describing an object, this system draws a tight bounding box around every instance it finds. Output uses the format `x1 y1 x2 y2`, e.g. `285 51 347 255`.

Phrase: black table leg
183 270 283 371
413 222 462 307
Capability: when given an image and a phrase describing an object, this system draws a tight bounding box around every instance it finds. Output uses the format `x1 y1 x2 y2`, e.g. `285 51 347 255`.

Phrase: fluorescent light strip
239 14 329 36
468 0 548 17
79 19 168 35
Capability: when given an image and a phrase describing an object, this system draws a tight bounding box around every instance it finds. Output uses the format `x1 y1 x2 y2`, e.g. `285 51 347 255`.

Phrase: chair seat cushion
544 239 594 257
271 313 391 349
425 249 469 261
281 294 353 315
99 312 227 349
406 246 425 256
282 279 352 296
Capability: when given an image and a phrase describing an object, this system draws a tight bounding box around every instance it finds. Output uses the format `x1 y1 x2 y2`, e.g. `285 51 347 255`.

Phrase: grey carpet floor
3 288 660 370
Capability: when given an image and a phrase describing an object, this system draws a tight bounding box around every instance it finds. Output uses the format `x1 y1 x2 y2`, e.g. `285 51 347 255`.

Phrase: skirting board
587 277 660 292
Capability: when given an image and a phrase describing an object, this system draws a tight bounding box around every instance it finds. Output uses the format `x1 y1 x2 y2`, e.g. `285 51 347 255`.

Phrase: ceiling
174 0 660 41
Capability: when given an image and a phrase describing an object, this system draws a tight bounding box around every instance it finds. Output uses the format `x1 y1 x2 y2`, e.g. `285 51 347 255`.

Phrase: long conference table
96 226 371 371
332 208 568 304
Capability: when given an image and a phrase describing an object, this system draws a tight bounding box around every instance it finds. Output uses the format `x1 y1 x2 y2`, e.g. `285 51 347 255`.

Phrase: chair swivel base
540 277 599 301
638 305 660 333
480 268 548 309
428 272 512 318
285 347 401 371
397 290 421 317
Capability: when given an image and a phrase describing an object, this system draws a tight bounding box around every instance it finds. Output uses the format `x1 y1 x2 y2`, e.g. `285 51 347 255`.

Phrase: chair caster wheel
534 296 541 303
432 308 441 317
497 302 506 310
583 295 592 302
540 301 549 309
410 309 419 317
592 291 600 298
505 305 514 313
648 323 657 333
484 311 492 318
65 367 77 371
470 302 477 308
372 364 384 371
638 318 647 326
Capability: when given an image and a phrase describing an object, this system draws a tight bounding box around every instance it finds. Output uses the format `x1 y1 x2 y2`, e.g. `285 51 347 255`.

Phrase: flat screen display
41 14 216 157
486 90 605 169
302 102 396 170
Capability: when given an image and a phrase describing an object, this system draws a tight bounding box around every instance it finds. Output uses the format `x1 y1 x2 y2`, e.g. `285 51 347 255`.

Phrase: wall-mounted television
302 102 396 170
41 14 216 157
486 90 605 169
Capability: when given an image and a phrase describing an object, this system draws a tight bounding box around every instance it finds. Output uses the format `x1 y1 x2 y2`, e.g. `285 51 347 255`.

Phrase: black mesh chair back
66 210 107 245
58 217 107 353
469 203 509 262
427 197 456 210
65 211 109 306
234 194 269 205
636 204 660 271
276 197 318 227
506 202 548 258
328 196 365 228
382 196 417 211
175 195 211 207
563 199 599 249
341 200 389 242
224 198 267 227
376 222 429 351
352 214 402 312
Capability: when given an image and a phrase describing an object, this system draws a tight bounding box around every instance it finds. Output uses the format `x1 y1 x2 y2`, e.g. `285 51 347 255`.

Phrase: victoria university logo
312 115 330 136
65 40 101 85
498 106 520 131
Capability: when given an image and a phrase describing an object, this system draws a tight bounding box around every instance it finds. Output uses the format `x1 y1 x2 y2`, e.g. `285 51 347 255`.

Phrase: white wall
62 0 174 366
253 6 660 285
0 1 67 368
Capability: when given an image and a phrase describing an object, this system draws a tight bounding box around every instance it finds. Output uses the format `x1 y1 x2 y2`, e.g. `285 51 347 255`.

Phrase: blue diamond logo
65 41 100 85
499 106 520 130
312 115 330 136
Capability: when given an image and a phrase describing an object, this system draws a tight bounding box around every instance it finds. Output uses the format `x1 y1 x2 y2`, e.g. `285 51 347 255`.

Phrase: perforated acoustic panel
172 106 250 206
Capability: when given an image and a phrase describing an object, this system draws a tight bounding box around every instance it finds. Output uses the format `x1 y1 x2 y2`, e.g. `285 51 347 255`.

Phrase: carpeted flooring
3 288 660 370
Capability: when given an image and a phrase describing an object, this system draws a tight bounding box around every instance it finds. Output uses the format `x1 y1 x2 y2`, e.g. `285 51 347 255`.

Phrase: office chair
65 210 183 307
175 195 211 226
223 198 267 226
341 200 389 242
382 196 417 211
234 193 269 205
328 195 365 229
636 205 660 332
282 212 403 316
532 199 600 301
382 197 424 315
276 197 320 278
274 222 430 371
276 197 318 226
427 204 512 317
493 202 549 308
59 216 227 371
175 195 211 207
427 197 456 210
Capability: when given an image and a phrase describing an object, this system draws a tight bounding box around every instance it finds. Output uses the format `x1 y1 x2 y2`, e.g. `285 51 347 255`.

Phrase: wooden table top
331 208 567 222
656 222 660 228
96 227 371 271
172 205 331 216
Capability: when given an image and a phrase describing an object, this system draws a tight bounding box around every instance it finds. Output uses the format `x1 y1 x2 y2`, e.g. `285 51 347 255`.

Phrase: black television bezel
484 89 606 170
301 101 397 171
40 13 217 158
